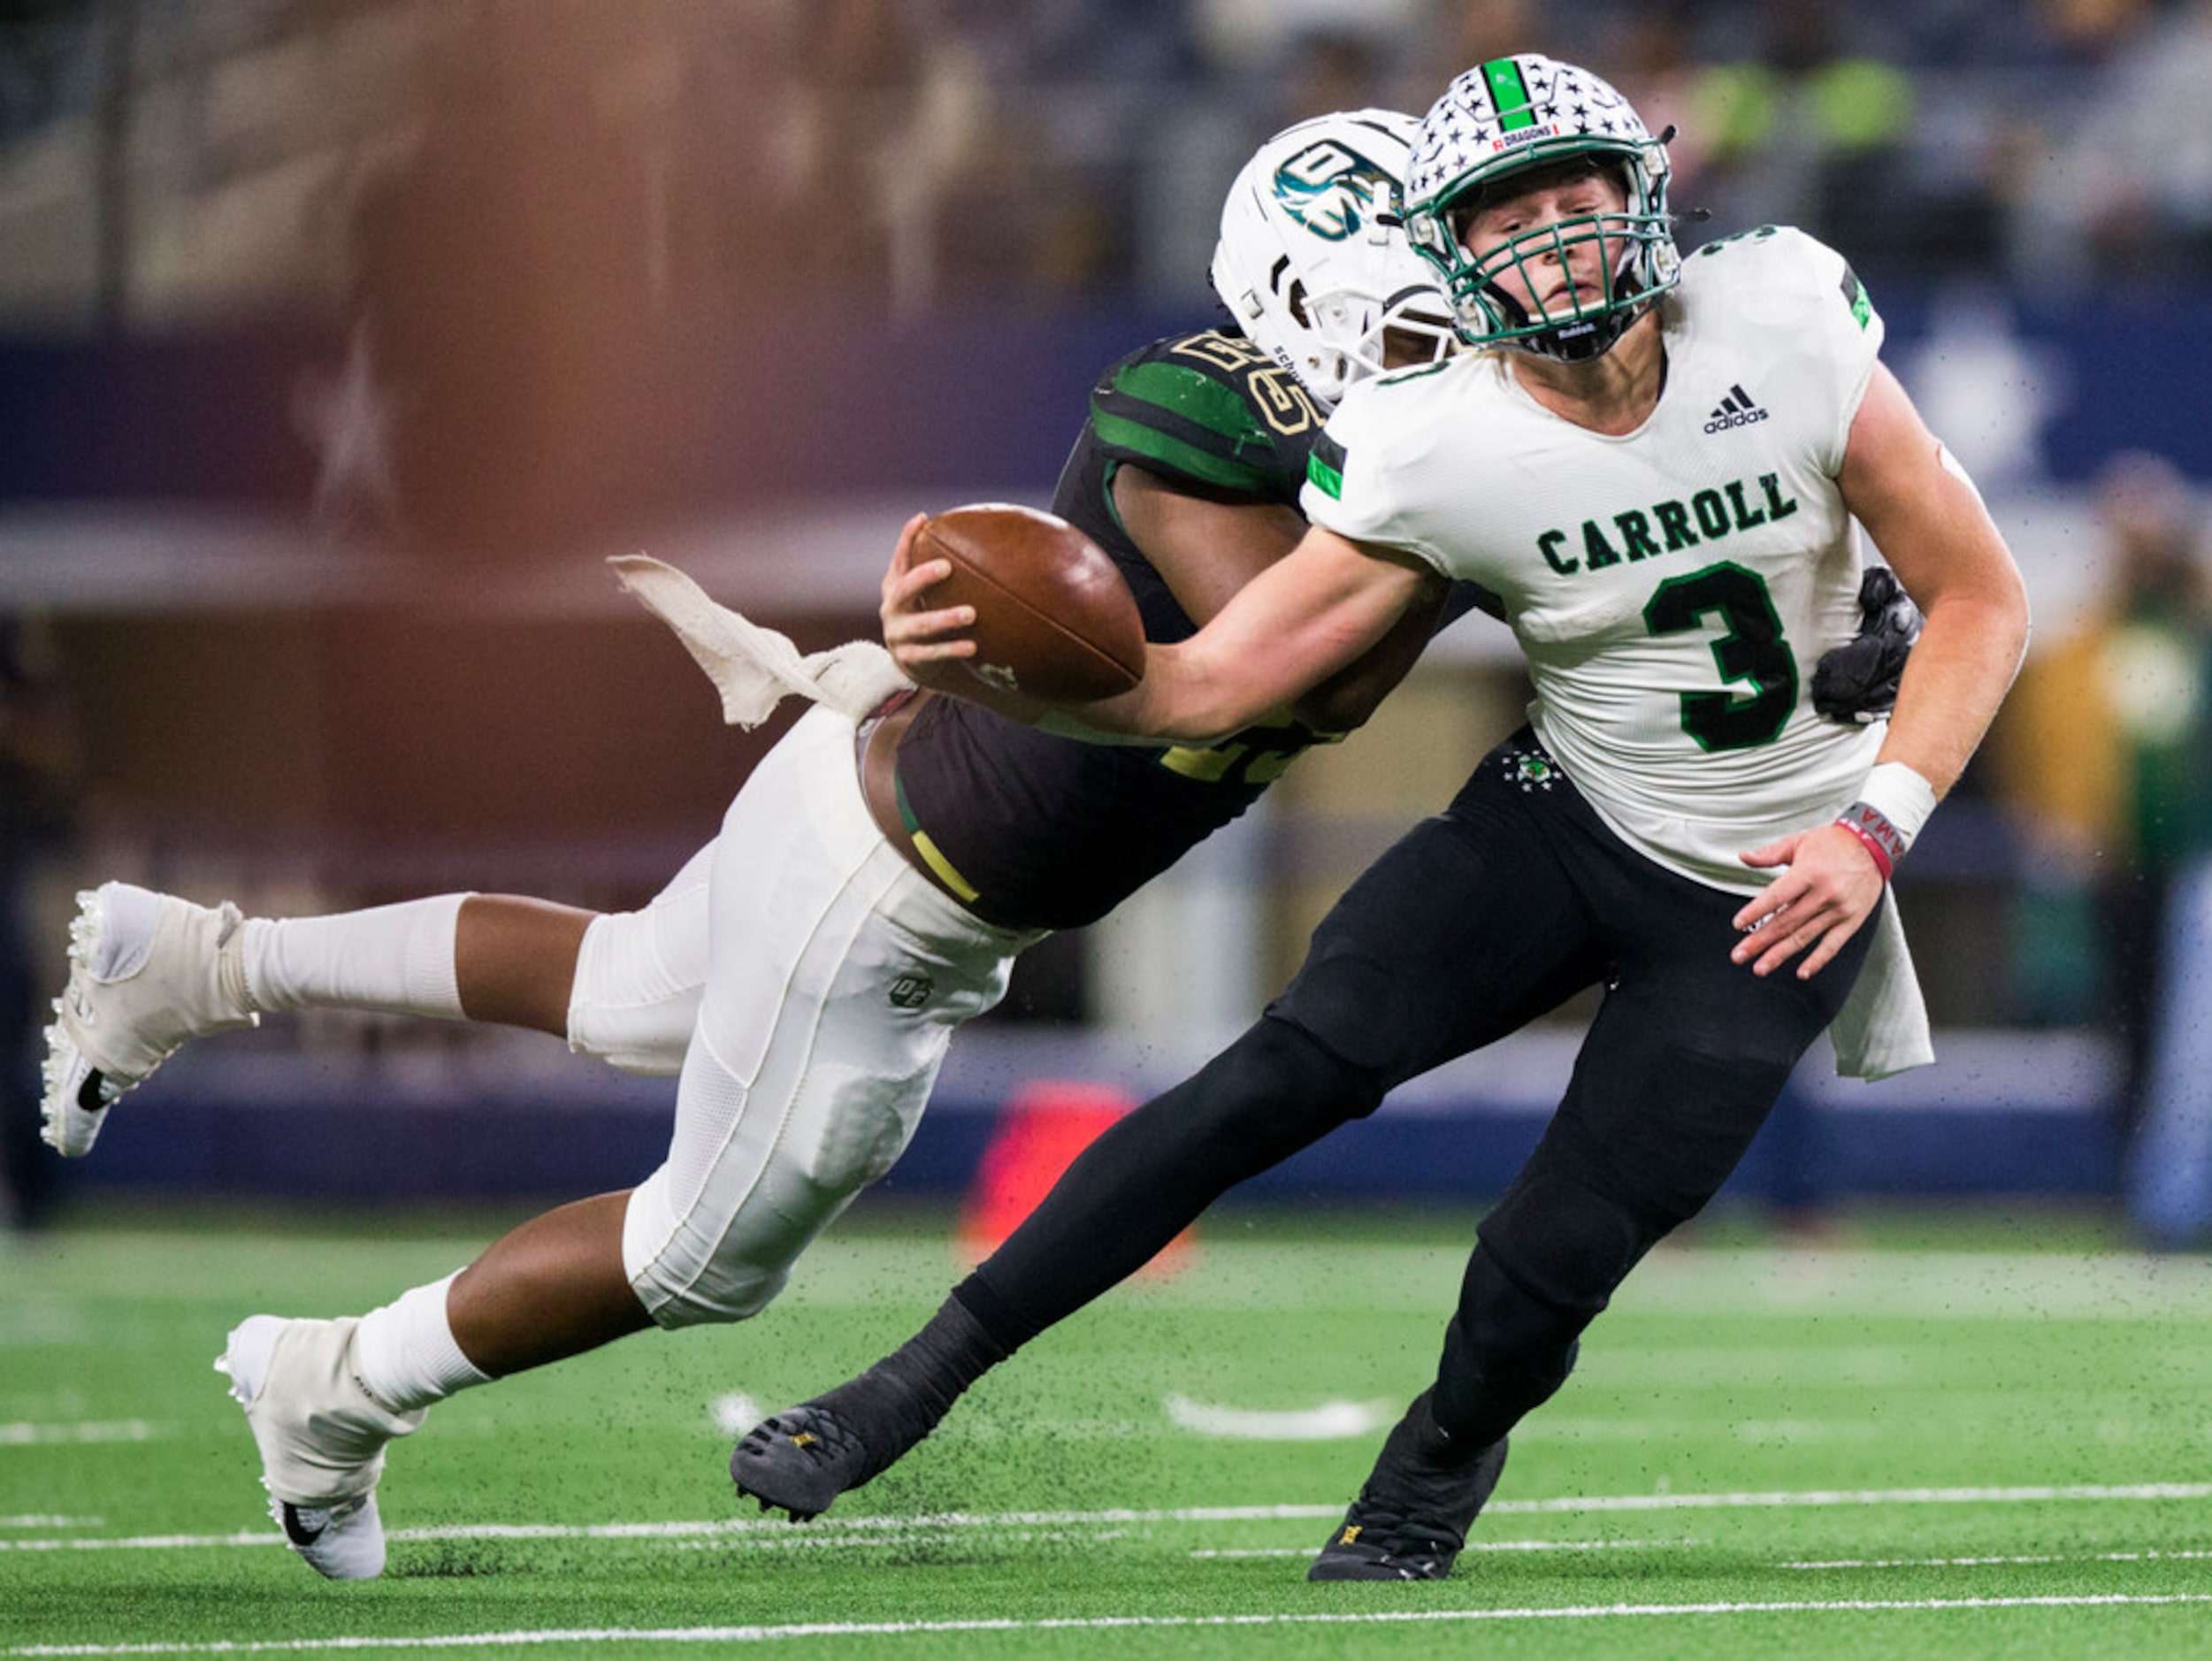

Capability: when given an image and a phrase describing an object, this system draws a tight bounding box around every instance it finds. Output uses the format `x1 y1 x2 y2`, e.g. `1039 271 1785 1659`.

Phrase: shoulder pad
1683 224 1878 333
1089 330 1328 500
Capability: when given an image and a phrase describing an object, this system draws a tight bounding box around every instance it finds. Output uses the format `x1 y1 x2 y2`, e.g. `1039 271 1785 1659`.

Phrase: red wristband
1836 819 1894 882
1833 800 1905 883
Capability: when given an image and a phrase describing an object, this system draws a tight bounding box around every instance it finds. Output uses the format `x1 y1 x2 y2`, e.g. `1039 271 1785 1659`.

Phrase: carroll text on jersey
1535 474 1801 577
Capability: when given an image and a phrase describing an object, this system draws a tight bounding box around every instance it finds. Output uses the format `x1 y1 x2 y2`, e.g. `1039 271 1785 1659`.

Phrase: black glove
1811 565 1922 725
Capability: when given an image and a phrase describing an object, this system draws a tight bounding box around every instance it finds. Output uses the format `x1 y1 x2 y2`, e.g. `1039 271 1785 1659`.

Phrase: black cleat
1308 1394 1509 1582
731 1299 1001 1521
731 1404 877 1522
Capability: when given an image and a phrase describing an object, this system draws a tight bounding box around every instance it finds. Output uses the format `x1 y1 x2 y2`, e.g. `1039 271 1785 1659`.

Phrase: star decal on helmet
1399 54 1680 361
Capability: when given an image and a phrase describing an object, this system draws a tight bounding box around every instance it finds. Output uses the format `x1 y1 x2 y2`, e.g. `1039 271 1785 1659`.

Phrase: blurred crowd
1993 452 2212 1241
9 0 2212 1241
6 0 2212 328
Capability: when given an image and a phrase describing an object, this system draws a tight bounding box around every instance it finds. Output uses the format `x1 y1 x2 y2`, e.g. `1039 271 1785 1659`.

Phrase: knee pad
620 1038 937 1329
1478 1154 1673 1317
1190 1015 1387 1152
620 1169 794 1328
1269 949 1421 1080
567 902 707 1077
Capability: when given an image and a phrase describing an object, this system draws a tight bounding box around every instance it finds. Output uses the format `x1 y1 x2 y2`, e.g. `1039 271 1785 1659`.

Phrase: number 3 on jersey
1642 562 1800 752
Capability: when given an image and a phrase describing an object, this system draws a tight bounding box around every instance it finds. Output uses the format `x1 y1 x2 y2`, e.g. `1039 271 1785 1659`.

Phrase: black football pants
968 731 1874 1449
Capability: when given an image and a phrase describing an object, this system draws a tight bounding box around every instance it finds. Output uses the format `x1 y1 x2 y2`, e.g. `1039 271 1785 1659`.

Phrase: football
915 503 1146 703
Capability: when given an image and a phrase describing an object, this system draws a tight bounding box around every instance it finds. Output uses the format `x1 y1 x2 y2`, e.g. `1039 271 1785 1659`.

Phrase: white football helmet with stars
1210 110 1456 409
1405 55 1680 363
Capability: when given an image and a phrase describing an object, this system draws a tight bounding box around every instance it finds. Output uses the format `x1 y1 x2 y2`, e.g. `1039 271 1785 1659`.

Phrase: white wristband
1856 761 1937 845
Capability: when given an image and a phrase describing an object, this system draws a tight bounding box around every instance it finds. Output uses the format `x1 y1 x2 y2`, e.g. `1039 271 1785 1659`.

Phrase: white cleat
216 1314 423 1581
272 1492 387 1583
40 882 259 1157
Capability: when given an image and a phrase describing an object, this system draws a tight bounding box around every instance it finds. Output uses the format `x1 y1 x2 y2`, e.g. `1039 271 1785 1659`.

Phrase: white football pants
593 706 1036 1327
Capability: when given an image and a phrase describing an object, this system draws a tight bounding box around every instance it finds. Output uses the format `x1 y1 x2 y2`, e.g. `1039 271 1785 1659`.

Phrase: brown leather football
916 504 1145 703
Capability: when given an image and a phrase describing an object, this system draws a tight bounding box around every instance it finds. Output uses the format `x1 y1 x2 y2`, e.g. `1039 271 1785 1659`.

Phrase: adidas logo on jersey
1704 384 1769 432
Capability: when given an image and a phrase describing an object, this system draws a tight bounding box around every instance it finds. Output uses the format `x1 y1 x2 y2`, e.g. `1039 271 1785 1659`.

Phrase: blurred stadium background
4 0 2211 1230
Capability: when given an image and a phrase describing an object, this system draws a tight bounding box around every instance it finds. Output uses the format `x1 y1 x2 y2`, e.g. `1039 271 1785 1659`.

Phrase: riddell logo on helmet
1488 123 1565 153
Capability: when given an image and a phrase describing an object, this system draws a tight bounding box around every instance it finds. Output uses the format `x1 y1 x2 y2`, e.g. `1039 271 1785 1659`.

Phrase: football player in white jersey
33 112 1486 1581
730 55 2028 1581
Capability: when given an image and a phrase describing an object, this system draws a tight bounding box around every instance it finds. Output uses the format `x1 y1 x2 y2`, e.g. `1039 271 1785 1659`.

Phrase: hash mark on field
1160 1394 1395 1440
11 1595 2212 1653
0 1421 154 1446
709 1395 760 1436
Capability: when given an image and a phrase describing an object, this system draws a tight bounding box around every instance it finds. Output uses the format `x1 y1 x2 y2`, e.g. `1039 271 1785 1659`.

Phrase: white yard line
1787 1548 2212 1570
1190 1537 1688 1559
5 1482 2209 1557
11 1595 2212 1655
1487 1481 2212 1513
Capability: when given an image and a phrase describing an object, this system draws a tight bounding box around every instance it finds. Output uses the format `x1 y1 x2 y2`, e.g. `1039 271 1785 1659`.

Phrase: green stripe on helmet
1483 58 1535 131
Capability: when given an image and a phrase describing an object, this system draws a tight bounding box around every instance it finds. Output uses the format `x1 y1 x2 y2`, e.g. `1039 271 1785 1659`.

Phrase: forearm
995 635 1307 746
1084 541 1429 742
899 521 1431 744
1290 574 1449 734
1871 585 2030 800
1834 365 2032 802
1089 639 1304 743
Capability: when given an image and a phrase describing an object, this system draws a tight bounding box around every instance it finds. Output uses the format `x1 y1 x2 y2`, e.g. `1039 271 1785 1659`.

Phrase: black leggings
968 732 1874 1446
971 1016 1379 1344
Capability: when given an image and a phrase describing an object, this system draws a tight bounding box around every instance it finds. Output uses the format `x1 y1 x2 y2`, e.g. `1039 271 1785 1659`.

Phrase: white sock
241 894 470 1017
352 1273 492 1413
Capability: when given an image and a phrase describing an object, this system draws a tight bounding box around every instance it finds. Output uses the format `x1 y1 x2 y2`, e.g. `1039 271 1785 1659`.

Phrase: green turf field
4 1200 2210 1658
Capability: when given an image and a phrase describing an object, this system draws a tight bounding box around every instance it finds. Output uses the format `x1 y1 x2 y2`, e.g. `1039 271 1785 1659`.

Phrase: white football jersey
1304 226 1888 893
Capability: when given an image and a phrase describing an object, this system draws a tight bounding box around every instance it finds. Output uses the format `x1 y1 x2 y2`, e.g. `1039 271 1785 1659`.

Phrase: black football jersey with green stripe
894 328 1333 930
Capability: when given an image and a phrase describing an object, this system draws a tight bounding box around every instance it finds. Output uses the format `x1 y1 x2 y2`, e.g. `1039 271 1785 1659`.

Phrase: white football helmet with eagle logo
1404 55 1680 363
1210 109 1456 408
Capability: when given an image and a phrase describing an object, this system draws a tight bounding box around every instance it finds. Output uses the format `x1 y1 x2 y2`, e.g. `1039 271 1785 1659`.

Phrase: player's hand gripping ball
916 504 1145 702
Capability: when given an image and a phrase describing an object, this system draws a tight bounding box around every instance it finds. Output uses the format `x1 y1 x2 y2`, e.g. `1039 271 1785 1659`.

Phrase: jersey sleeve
1688 226 1886 476
1792 230 1885 473
1296 371 1458 578
1086 331 1323 501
